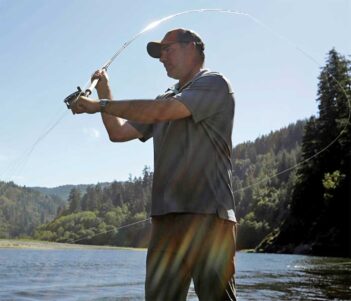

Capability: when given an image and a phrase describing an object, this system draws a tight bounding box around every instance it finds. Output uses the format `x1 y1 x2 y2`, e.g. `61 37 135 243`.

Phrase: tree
68 188 81 213
261 49 351 257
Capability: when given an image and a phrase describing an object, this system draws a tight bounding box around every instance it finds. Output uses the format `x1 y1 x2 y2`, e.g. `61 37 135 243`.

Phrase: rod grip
85 78 99 97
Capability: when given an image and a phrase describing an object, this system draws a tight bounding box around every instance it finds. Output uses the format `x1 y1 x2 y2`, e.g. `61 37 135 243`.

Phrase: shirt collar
168 68 209 94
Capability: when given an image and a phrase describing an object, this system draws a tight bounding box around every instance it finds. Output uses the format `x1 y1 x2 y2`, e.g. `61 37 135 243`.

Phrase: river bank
0 239 145 251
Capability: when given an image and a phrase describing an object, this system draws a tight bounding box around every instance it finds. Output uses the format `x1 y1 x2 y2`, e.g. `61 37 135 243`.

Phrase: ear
190 42 197 50
186 42 197 55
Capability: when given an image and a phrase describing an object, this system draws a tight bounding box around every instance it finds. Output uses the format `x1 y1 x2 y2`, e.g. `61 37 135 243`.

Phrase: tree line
34 167 153 247
2 48 350 256
34 121 306 249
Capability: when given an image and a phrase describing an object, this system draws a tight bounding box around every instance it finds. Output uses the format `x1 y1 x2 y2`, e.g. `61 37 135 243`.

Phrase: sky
0 0 350 187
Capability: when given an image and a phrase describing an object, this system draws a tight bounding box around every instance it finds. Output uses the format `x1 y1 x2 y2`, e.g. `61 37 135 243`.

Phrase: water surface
0 249 350 300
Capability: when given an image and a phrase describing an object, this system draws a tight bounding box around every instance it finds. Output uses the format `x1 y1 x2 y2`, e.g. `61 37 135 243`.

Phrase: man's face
158 32 194 80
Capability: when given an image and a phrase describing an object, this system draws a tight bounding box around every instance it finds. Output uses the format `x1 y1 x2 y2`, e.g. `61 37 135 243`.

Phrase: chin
167 71 180 80
166 71 175 79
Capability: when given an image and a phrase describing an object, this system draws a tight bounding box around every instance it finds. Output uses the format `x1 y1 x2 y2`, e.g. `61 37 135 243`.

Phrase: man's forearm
103 99 172 124
96 87 127 137
96 85 112 100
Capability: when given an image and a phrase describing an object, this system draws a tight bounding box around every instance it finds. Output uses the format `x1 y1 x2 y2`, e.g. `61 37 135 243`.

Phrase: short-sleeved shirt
130 69 236 222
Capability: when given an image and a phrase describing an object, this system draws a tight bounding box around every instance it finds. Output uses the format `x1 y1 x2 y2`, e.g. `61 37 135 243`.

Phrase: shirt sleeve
174 74 232 123
127 121 153 142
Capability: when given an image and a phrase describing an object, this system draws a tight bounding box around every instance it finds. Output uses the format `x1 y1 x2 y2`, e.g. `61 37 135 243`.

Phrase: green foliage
35 167 153 247
104 205 129 226
238 212 270 249
322 170 346 202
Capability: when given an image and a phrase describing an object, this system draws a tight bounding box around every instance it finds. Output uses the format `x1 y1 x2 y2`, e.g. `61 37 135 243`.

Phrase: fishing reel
64 87 83 109
64 77 99 110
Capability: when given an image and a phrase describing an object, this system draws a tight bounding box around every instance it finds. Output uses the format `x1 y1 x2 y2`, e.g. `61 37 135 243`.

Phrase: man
72 28 237 301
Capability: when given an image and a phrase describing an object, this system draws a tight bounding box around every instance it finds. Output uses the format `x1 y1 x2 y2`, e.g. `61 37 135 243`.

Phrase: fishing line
68 8 350 195
70 218 150 244
64 8 350 243
6 8 350 185
233 69 350 194
0 109 69 182
1 9 348 241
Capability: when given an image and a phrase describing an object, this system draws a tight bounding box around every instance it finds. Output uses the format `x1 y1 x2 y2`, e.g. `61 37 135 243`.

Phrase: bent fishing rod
62 8 351 183
63 9 250 110
59 8 351 243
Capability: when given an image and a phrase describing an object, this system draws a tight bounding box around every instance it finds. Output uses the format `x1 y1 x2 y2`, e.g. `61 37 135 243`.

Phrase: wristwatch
99 99 110 113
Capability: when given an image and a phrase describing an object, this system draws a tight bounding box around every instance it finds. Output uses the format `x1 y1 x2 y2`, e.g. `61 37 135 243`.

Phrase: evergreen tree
260 49 351 257
68 188 81 213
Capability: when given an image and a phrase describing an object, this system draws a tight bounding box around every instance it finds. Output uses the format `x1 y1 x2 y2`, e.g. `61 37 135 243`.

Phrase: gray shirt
130 69 236 222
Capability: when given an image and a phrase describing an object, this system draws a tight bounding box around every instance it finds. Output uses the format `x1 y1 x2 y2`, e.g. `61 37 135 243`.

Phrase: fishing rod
2 9 349 240
59 9 351 244
63 9 250 110
62 8 351 191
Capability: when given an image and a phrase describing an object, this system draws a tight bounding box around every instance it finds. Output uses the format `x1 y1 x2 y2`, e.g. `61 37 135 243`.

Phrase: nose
159 48 168 63
159 52 166 63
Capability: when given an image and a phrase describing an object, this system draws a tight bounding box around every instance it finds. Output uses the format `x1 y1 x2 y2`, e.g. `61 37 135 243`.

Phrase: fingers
71 95 86 114
91 69 101 80
91 69 108 81
70 97 81 114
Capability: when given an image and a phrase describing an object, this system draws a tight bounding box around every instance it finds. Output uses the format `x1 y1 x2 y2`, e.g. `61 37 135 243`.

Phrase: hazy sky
0 0 350 187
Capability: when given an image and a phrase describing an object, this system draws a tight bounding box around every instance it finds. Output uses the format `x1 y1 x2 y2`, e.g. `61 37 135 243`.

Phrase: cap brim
147 42 161 59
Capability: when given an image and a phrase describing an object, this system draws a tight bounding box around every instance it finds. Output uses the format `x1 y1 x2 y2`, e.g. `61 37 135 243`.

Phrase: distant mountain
31 185 90 202
31 183 110 201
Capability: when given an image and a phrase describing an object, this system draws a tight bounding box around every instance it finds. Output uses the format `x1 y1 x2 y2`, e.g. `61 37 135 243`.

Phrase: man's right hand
71 95 100 115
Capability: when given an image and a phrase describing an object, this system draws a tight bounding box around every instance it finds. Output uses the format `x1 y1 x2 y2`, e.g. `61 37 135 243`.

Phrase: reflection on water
237 253 351 301
0 249 350 300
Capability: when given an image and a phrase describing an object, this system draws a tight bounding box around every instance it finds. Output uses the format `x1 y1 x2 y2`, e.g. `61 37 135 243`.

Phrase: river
0 248 350 300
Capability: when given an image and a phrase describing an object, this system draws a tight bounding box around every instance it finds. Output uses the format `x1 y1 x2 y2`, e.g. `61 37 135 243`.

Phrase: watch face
100 101 105 112
100 100 109 112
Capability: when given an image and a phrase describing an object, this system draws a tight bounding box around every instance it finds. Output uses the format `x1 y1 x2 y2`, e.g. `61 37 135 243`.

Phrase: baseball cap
147 28 205 59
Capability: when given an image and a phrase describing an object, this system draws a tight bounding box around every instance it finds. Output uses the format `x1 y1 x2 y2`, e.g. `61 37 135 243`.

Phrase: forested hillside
232 120 305 249
34 122 305 249
6 48 349 257
258 49 351 257
0 182 65 238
